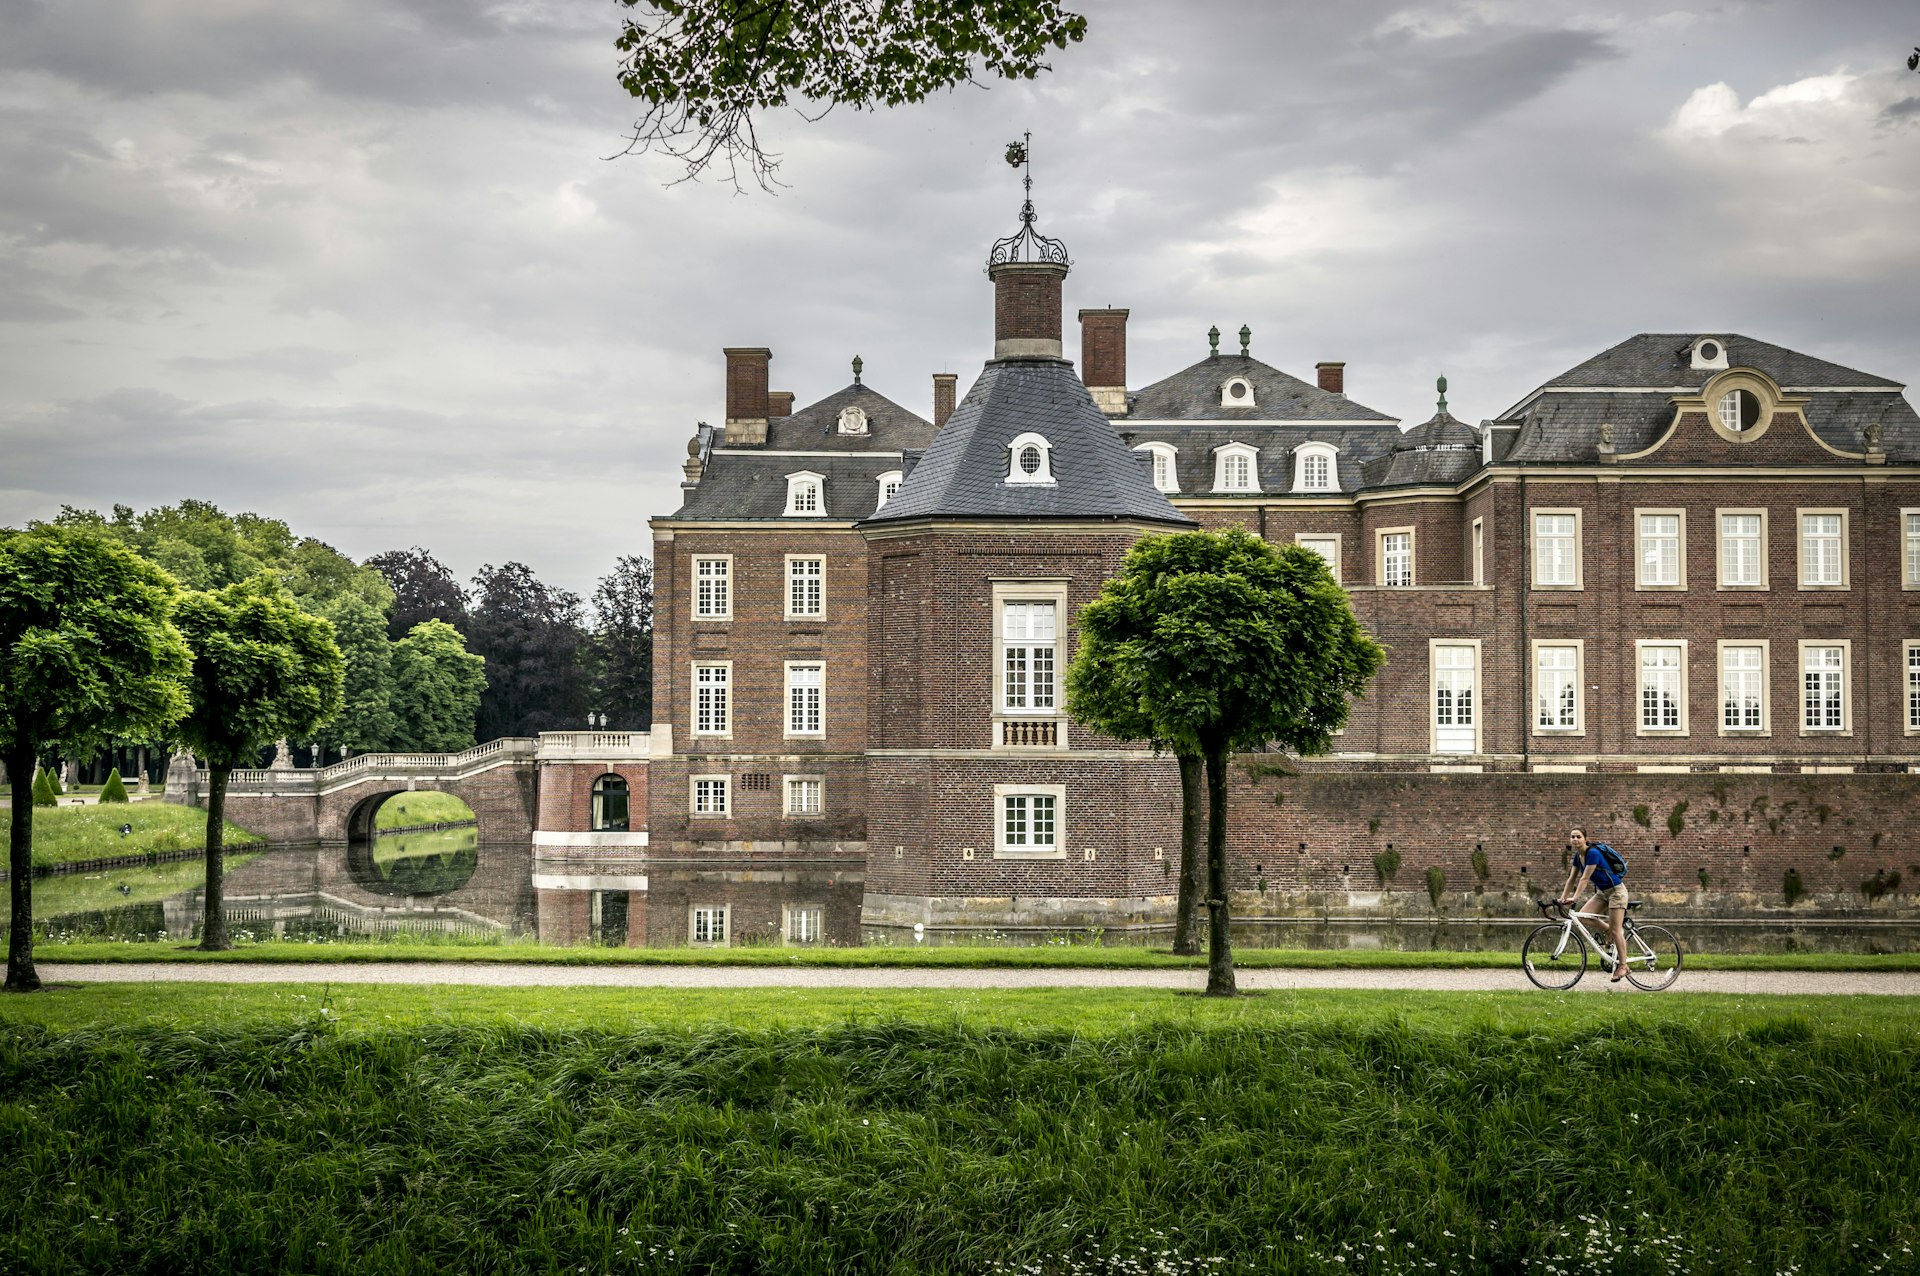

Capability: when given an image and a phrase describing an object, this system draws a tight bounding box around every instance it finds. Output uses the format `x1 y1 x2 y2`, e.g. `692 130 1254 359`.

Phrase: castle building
646 198 1920 936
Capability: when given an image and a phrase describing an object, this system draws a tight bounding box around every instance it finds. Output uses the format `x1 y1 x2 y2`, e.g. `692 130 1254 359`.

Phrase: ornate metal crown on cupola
985 134 1073 361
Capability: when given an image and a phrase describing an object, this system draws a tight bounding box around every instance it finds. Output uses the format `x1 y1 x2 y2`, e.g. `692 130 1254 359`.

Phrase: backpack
1591 842 1627 878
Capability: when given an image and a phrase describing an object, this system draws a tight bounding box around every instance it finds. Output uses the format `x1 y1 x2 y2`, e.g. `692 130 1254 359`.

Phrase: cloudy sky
3 0 1917 598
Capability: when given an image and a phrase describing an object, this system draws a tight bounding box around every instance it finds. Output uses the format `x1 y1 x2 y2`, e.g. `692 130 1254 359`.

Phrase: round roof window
1019 445 1043 474
1698 340 1721 363
1717 388 1761 434
1227 379 1249 400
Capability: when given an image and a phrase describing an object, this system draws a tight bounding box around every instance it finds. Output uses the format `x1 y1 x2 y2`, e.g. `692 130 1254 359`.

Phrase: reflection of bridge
169 733 651 847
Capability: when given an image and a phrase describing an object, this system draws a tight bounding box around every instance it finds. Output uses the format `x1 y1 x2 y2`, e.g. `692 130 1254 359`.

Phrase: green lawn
3 804 263 870
372 791 475 830
0 986 1914 1274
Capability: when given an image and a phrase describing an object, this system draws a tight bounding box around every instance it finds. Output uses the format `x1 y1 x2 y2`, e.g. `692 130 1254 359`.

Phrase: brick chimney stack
768 390 794 418
989 261 1067 360
932 373 958 430
1316 361 1346 396
723 347 771 444
1078 308 1129 417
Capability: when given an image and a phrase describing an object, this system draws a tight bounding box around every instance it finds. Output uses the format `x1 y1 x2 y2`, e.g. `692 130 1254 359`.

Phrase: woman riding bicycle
1557 826 1630 983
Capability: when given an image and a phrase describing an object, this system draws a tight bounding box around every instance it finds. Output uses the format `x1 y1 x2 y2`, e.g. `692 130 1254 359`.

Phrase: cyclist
1557 826 1630 982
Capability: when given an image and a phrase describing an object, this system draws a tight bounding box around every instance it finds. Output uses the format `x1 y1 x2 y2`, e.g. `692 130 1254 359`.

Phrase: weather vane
987 131 1070 271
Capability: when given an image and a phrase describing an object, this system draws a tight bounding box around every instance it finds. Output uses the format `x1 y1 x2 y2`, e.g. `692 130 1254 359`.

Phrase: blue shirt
1580 845 1623 891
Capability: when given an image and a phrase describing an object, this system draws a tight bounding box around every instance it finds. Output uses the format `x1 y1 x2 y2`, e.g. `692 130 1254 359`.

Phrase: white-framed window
1717 510 1767 590
784 471 826 516
690 904 729 946
995 783 1065 858
784 775 824 815
784 905 823 944
1690 336 1730 371
1797 509 1848 589
1430 641 1479 754
1637 641 1688 735
785 555 824 619
1000 601 1058 712
1296 534 1341 583
785 662 824 736
1005 432 1055 485
1293 443 1338 493
692 662 731 736
1532 641 1583 734
1719 641 1768 735
1213 443 1260 493
1378 528 1414 587
693 556 732 620
1220 376 1255 408
1903 511 1920 589
1635 510 1685 590
876 470 903 509
1717 387 1761 433
1134 442 1179 493
690 775 730 817
1532 509 1582 589
1799 641 1850 733
1906 641 1920 734
1471 519 1485 587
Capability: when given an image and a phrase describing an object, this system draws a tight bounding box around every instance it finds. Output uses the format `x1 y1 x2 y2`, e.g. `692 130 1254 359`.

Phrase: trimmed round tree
1 525 190 992
173 577 344 951
1067 529 1384 995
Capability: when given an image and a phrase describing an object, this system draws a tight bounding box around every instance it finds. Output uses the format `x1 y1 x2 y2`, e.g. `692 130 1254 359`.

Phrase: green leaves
172 577 346 769
614 0 1088 187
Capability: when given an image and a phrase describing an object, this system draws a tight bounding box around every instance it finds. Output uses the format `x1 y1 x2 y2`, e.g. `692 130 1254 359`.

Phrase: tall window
1799 513 1844 587
1908 644 1920 732
1533 512 1579 587
785 776 823 815
691 904 728 945
590 774 630 831
786 663 824 736
1535 645 1579 731
1720 645 1765 732
694 557 730 619
1001 602 1058 712
1639 644 1685 732
1297 535 1340 583
1221 453 1253 490
1907 513 1920 587
693 663 730 735
1002 792 1058 853
1432 644 1476 753
787 557 824 618
692 776 729 816
1719 513 1764 588
785 473 824 515
1471 520 1485 586
1155 451 1174 490
1294 446 1336 492
1381 532 1413 587
786 906 823 944
1637 513 1682 588
1801 644 1846 731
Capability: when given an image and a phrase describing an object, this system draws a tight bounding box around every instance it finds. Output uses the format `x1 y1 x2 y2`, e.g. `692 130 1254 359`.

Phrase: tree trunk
1202 740 1236 996
1172 752 1206 956
200 766 231 951
5 741 41 992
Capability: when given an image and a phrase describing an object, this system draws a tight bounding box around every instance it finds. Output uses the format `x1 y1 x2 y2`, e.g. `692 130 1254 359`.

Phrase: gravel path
32 962 1920 996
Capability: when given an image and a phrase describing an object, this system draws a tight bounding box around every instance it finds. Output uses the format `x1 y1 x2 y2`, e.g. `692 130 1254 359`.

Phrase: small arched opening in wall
342 788 482 898
344 789 479 848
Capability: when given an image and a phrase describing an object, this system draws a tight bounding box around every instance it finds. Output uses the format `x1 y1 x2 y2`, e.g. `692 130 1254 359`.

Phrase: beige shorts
1593 883 1629 911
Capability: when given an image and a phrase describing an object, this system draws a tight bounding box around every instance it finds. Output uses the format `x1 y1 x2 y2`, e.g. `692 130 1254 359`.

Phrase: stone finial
1436 375 1449 413
682 430 706 485
1238 324 1251 357
1208 325 1220 357
852 354 863 386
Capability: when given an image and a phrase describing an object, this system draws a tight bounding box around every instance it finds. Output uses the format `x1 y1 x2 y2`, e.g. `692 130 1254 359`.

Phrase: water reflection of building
532 857 861 947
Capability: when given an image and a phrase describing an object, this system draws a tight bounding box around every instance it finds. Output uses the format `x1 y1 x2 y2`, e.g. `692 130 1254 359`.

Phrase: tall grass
0 1005 1914 1274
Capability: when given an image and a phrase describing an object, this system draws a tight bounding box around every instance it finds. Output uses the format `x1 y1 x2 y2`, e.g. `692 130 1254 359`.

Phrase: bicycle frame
1537 899 1649 971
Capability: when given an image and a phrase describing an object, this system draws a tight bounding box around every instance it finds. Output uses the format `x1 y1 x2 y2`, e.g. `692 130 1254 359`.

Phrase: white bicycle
1523 899 1683 991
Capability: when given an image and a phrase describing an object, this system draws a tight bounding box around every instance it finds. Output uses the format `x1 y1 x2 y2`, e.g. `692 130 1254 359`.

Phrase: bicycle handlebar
1537 898 1570 919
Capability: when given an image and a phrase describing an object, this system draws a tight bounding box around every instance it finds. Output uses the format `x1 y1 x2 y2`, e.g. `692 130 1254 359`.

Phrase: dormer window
1293 442 1338 493
784 471 825 516
1220 376 1256 408
1133 442 1179 493
1005 432 1055 485
1213 442 1261 493
1690 337 1729 371
1717 388 1761 433
875 469 903 509
837 406 869 435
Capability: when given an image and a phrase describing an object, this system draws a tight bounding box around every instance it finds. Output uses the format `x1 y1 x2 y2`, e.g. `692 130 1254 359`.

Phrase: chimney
1315 361 1346 396
932 373 958 430
989 261 1067 360
1078 308 1129 417
768 390 794 418
723 347 771 444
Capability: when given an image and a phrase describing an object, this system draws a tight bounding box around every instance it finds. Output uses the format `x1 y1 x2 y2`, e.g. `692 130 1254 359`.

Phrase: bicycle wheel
1523 924 1587 990
1625 925 1683 991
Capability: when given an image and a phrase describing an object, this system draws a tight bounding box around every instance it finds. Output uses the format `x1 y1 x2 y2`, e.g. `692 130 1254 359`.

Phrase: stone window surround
1295 532 1341 584
1797 638 1851 736
991 578 1069 750
1795 507 1850 591
784 554 825 620
1530 507 1584 591
994 782 1067 859
782 773 825 816
1717 639 1771 737
1635 638 1690 737
691 661 732 738
1377 525 1416 587
783 661 825 738
688 902 729 946
783 903 824 944
1530 638 1585 736
1471 518 1485 587
689 773 731 818
692 554 733 621
1715 508 1769 591
1904 639 1920 735
1634 507 1687 592
1428 637 1481 756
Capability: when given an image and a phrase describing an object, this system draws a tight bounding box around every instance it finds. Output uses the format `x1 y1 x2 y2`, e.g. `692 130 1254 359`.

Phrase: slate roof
1535 333 1902 394
862 358 1195 526
1360 410 1481 487
1127 353 1397 422
1116 425 1400 496
763 383 937 451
